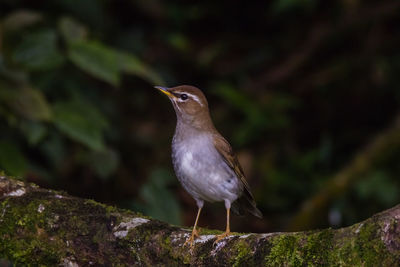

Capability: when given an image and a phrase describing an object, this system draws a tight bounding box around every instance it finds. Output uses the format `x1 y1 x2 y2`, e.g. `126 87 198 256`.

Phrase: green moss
1 180 183 265
356 222 386 264
164 236 171 246
84 199 119 214
92 224 108 244
302 229 334 265
332 222 390 266
232 241 253 267
263 220 398 267
265 234 303 266
196 227 221 235
0 197 66 265
264 230 335 266
0 192 130 265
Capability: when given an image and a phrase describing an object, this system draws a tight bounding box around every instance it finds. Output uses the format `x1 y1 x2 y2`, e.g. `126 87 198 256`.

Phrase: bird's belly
172 146 241 203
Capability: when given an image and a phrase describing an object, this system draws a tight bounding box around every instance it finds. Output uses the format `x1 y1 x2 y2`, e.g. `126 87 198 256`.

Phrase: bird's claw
184 228 200 249
213 230 231 245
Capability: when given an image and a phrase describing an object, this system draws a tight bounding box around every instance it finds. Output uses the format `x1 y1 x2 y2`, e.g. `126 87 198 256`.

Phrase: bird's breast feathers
172 134 241 202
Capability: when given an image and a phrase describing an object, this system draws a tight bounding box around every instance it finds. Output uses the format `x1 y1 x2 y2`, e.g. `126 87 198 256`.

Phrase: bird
155 85 262 247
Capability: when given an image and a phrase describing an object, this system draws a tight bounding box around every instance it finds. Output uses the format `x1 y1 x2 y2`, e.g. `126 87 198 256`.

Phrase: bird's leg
184 207 202 248
214 207 231 244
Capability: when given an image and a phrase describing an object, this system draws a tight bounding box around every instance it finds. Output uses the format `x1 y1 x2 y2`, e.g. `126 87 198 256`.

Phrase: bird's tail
231 195 263 218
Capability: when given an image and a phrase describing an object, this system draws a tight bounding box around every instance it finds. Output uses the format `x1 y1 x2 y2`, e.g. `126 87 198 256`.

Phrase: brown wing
213 134 262 218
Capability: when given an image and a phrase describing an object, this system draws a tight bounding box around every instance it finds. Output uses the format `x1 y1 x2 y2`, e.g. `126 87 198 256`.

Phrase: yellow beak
155 86 175 98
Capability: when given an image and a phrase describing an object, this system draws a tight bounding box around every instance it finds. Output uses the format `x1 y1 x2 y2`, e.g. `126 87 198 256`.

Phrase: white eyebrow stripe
183 92 204 106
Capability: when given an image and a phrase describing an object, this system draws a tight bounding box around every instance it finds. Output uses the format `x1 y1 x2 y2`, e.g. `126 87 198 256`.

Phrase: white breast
172 134 241 203
180 151 196 177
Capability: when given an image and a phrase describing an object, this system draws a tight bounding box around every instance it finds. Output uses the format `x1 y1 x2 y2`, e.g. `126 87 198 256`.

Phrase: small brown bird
156 85 262 246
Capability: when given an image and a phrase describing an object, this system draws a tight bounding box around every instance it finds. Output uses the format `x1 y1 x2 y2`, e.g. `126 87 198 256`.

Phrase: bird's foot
213 230 231 244
184 228 200 249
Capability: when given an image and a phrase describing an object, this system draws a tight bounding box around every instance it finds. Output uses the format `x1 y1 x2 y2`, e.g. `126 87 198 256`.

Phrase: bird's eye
180 94 188 100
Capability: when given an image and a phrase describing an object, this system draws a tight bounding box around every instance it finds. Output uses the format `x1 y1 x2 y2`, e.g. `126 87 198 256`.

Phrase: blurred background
0 0 400 233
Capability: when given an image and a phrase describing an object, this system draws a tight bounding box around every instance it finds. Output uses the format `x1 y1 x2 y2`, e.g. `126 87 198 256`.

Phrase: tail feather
231 195 263 218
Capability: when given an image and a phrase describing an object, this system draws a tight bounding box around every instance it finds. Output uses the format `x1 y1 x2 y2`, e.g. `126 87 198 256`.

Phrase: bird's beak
155 86 175 99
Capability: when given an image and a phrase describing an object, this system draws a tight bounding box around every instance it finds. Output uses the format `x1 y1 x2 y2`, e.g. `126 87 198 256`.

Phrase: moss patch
265 234 303 266
0 197 66 265
332 222 393 266
0 189 145 265
231 240 253 266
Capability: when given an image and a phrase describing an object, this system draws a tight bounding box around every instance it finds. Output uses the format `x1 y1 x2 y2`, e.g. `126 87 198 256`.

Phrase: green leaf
15 87 52 121
52 99 108 150
0 86 52 121
167 33 189 52
68 41 120 86
116 51 164 85
67 39 164 86
19 121 47 145
12 29 65 71
2 10 42 32
0 141 27 177
58 17 88 44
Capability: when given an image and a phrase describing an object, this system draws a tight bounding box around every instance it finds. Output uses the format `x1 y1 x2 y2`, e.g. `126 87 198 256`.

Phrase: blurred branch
1 175 400 265
252 1 400 88
288 114 400 231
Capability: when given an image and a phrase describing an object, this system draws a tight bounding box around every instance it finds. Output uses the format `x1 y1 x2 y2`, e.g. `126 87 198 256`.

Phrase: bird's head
155 85 212 128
